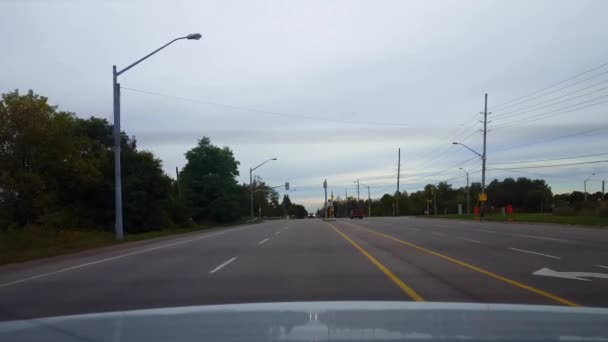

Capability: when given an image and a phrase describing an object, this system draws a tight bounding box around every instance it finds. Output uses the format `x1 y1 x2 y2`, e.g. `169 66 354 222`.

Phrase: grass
428 213 608 227
0 221 252 266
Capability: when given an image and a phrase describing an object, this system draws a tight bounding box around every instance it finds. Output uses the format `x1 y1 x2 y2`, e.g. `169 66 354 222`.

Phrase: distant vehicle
307 213 315 218
350 209 365 219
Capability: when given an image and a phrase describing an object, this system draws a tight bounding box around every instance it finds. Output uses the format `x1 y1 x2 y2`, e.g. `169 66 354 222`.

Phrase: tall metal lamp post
250 158 277 218
453 142 485 215
459 167 470 215
584 173 596 201
113 33 202 240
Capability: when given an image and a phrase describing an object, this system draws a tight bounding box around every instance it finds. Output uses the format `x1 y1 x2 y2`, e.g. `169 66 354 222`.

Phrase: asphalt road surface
1 217 608 321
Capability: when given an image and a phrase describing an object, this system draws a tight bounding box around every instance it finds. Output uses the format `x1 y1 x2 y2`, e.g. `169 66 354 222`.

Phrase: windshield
1 0 608 340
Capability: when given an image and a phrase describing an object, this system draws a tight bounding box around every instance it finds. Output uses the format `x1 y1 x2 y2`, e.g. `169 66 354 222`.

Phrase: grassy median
428 213 608 227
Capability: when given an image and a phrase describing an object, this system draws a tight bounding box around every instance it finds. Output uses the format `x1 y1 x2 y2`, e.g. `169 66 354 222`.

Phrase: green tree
180 137 241 222
291 204 308 219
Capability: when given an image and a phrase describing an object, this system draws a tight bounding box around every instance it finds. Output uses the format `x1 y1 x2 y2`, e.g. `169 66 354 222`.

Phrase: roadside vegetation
0 90 306 264
429 213 608 227
322 171 607 227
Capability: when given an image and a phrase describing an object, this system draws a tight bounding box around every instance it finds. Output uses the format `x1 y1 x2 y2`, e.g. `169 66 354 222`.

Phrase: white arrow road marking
533 268 608 281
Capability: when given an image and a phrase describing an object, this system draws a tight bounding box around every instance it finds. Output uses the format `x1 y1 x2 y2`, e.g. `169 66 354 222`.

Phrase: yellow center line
324 221 424 302
340 220 579 307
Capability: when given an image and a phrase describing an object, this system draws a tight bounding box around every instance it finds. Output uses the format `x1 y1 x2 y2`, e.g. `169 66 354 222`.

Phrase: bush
553 206 575 216
600 202 608 218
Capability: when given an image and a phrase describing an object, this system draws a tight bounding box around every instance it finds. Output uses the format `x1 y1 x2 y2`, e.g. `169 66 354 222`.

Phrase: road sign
479 193 487 202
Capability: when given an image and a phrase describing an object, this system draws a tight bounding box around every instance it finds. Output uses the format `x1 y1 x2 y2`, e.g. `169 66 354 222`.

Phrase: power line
121 87 416 128
493 95 608 130
493 127 607 154
488 152 608 165
407 118 480 170
443 169 482 183
488 159 608 170
491 61 608 110
493 82 608 121
413 156 479 181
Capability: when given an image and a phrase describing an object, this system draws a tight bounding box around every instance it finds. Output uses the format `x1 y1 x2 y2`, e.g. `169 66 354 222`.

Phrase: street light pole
112 33 201 240
460 168 470 215
360 183 371 217
250 158 278 218
453 141 484 216
584 173 595 201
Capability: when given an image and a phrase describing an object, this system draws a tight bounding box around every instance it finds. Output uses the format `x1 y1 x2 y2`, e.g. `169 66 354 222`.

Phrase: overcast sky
2 0 608 211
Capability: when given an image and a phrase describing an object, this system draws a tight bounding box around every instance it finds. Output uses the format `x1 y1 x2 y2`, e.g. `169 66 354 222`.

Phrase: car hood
1 301 608 341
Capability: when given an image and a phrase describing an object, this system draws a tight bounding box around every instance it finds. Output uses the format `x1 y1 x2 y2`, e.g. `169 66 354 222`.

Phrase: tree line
324 177 606 217
0 90 306 233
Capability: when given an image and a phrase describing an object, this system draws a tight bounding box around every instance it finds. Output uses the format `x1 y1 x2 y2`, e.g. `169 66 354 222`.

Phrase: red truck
350 209 365 219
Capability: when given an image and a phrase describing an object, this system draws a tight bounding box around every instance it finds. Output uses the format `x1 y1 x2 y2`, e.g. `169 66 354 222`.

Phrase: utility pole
344 188 348 218
283 194 287 218
481 93 489 217
356 179 360 202
396 147 401 216
175 166 181 199
466 172 470 215
323 179 328 218
433 187 437 215
460 168 470 215
367 186 371 217
602 180 605 200
250 168 254 217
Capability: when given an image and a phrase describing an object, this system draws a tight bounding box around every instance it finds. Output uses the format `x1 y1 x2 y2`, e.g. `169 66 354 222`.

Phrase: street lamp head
271 158 277 161
452 142 459 145
186 33 202 40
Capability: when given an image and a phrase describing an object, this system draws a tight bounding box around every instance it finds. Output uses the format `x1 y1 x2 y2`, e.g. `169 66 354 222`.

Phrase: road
1 217 608 321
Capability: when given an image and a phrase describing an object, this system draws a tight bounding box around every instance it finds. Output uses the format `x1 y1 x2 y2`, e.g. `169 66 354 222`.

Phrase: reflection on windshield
2 305 608 341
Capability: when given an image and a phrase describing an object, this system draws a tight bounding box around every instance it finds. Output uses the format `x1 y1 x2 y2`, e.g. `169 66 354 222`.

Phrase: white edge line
509 247 561 259
596 264 608 269
258 238 269 245
0 225 253 288
209 257 237 274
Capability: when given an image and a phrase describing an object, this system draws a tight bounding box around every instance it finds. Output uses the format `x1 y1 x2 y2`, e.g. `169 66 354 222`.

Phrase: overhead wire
488 159 608 170
406 118 480 170
491 61 608 110
121 87 416 128
492 83 608 121
492 95 608 130
492 127 607 154
488 152 608 165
